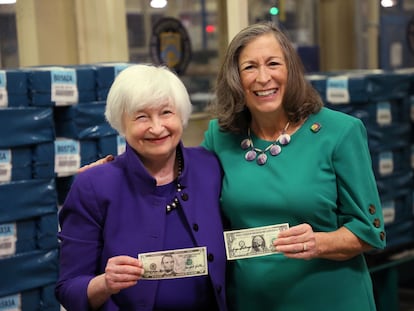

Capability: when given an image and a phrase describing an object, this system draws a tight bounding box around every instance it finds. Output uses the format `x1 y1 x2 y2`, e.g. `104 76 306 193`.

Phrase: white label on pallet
378 151 394 176
51 68 78 106
0 149 12 183
0 70 8 108
326 76 350 104
376 101 392 126
0 294 21 311
381 201 395 225
0 223 17 257
54 138 80 177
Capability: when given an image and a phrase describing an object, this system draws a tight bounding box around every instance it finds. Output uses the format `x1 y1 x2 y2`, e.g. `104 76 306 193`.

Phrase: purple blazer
55 143 227 311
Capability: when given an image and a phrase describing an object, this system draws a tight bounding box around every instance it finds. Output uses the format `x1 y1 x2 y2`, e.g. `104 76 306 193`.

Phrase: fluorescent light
381 0 396 7
150 0 167 9
0 0 16 4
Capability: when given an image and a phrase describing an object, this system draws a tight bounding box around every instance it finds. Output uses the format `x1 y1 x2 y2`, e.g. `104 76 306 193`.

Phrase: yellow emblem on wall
150 17 192 74
160 32 181 68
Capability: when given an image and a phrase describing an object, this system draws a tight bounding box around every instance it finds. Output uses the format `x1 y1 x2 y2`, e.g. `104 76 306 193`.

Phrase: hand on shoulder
78 154 115 173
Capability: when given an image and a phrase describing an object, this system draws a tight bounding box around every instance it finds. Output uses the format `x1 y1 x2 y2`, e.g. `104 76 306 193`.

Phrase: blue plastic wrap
27 66 97 106
367 123 411 150
32 142 55 179
0 69 30 106
0 107 54 148
98 135 121 158
325 97 410 127
366 123 411 177
55 175 75 206
0 248 58 297
0 178 58 253
95 63 131 100
0 214 58 255
55 136 123 204
80 139 100 166
369 145 410 178
376 172 413 225
96 87 110 101
7 148 32 180
94 62 131 88
1 69 28 94
376 171 413 194
29 66 95 92
54 101 116 139
6 94 30 107
306 70 411 103
30 90 96 106
383 218 414 250
375 171 414 249
1 142 55 181
0 284 60 311
0 179 57 223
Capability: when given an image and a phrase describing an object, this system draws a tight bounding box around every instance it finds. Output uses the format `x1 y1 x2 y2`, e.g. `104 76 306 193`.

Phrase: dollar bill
138 246 208 280
224 223 289 260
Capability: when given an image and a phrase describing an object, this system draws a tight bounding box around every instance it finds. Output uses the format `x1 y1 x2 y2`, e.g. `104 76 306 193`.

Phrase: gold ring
303 243 307 251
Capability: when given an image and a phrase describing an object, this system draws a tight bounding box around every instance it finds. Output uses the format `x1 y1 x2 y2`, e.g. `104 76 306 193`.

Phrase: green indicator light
269 6 279 15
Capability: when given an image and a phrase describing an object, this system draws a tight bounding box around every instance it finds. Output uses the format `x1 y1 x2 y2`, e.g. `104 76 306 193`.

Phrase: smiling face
122 101 183 164
238 33 287 118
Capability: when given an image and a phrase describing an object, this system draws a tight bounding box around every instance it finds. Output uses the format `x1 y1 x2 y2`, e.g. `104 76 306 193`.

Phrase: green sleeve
334 118 386 249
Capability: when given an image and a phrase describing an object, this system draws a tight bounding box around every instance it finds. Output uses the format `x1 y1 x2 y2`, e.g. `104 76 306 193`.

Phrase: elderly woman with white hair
55 64 227 311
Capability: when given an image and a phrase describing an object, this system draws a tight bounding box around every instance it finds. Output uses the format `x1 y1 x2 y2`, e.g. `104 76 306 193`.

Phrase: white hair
105 64 192 135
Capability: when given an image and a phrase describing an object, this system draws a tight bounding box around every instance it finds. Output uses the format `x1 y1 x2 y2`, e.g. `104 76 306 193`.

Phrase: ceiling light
0 0 16 4
150 0 167 9
381 0 396 7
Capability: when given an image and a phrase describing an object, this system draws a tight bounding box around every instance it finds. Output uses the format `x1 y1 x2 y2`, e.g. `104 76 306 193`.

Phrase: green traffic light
269 6 279 15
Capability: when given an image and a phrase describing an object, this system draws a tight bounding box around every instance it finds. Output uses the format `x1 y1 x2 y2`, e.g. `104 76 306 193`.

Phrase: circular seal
150 17 192 74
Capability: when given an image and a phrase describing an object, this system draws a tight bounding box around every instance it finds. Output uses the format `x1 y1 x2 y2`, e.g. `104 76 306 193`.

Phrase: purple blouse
55 143 227 311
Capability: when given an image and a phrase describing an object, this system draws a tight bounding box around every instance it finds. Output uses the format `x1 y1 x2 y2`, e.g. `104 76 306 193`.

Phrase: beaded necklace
166 149 183 213
240 122 291 165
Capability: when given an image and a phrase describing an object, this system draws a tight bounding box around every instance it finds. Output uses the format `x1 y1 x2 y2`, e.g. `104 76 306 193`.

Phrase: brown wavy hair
208 22 323 133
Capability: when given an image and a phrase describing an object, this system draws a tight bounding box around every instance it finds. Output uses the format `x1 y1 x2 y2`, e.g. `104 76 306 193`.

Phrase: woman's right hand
104 255 145 294
78 154 115 173
87 255 144 309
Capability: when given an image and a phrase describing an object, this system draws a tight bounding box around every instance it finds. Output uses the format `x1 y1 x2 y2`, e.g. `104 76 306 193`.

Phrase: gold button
373 218 381 228
380 231 385 241
368 204 376 214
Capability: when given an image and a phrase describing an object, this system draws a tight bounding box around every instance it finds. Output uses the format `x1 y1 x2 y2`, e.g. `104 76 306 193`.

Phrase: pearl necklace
240 122 291 165
166 149 183 213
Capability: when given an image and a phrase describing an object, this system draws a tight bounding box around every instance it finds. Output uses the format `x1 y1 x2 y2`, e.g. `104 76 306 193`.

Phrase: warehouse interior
1 0 414 310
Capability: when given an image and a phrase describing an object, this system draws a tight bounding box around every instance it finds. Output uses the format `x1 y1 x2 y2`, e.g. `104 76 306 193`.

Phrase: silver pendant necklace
240 122 291 166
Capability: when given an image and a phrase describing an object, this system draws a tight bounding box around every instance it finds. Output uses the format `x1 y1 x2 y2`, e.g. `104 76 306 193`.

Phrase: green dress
202 107 386 311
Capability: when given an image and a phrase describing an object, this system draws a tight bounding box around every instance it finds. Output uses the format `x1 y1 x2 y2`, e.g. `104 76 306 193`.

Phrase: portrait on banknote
138 247 208 280
251 235 267 253
161 254 177 277
224 223 289 260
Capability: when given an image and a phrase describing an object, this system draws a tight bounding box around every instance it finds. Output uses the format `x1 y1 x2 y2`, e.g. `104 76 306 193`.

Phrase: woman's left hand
273 223 317 259
273 224 373 261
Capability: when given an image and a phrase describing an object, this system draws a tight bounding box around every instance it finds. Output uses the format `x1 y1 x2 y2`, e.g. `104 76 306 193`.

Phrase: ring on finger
303 243 307 252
